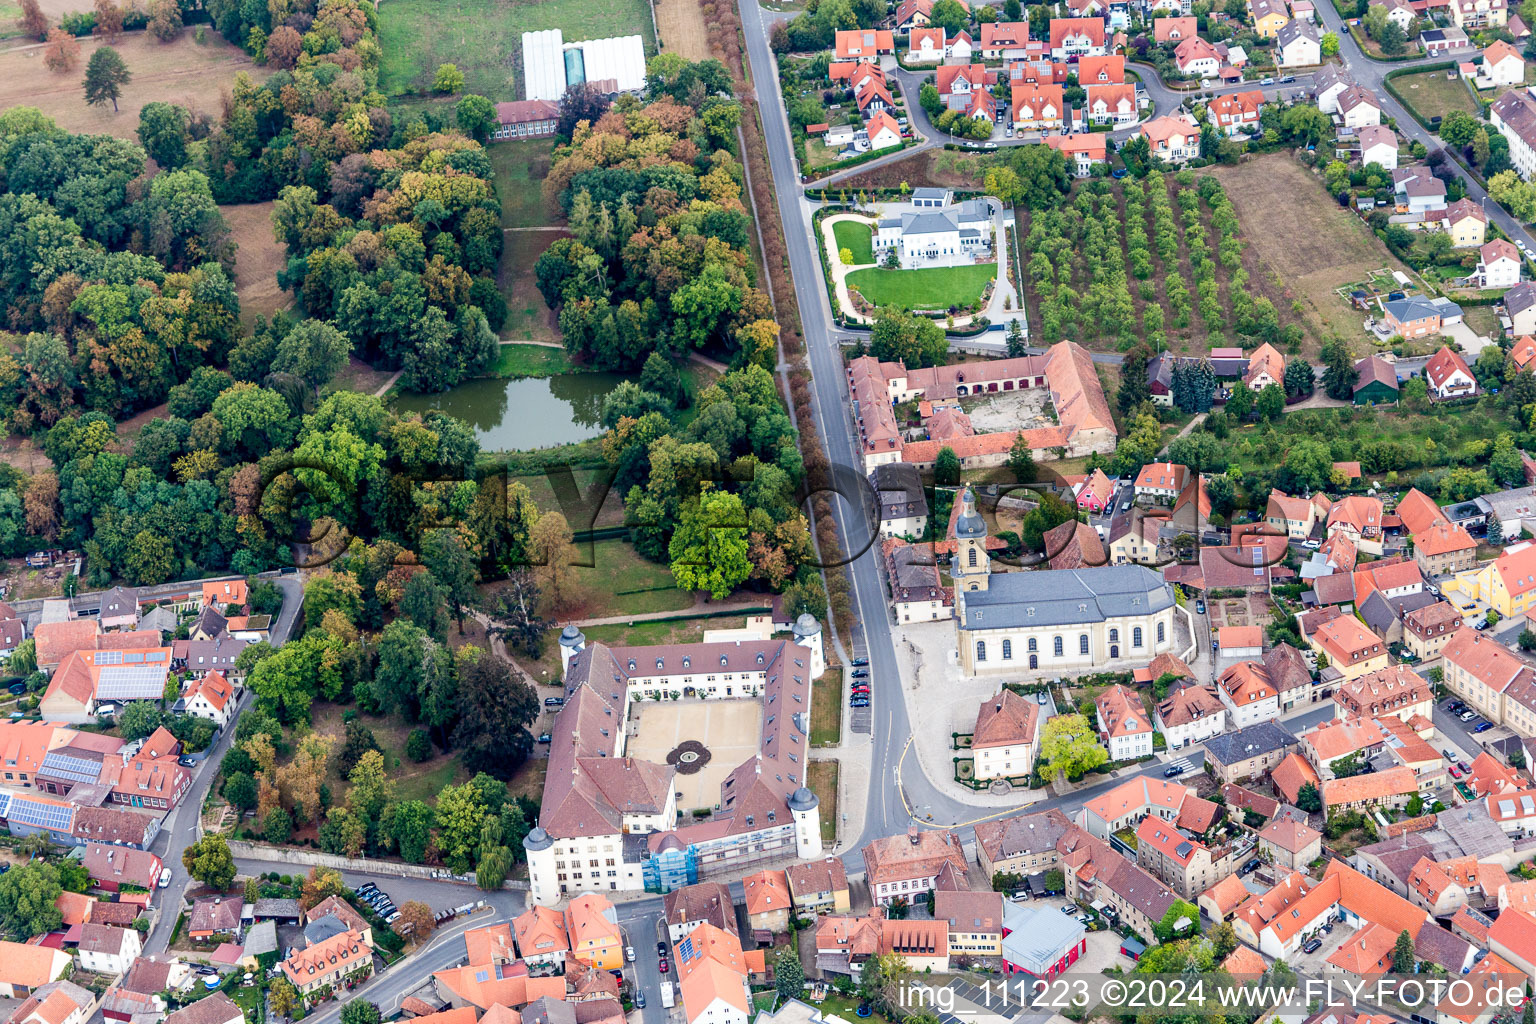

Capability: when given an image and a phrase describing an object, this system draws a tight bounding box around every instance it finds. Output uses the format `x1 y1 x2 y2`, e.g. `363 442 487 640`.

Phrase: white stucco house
873 197 993 269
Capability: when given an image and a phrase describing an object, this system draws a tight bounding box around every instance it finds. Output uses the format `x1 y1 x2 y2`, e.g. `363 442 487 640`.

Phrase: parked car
1242 858 1262 875
1037 691 1047 705
1260 76 1275 85
1449 765 1463 779
1443 748 1457 760
357 883 378 895
1302 937 1323 954
635 993 646 1010
159 868 172 888
385 911 401 923
851 657 868 666
1461 710 1477 721
851 669 868 678
1303 539 1321 550
626 947 635 963
658 941 668 955
850 699 870 708
1196 600 1206 614
537 733 552 743
1280 75 1296 82
1459 761 1471 772
544 697 565 707
178 756 196 767
1475 722 1494 732
659 960 670 974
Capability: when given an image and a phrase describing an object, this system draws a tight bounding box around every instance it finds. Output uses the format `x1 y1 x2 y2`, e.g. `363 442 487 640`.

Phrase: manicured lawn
489 140 560 229
1393 69 1480 126
810 668 842 746
808 760 839 843
584 617 722 647
832 220 874 264
846 262 996 310
497 228 564 343
494 343 573 378
378 0 655 99
557 537 696 619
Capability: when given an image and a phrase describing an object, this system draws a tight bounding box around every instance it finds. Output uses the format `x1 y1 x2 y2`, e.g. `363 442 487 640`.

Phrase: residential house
1338 84 1383 127
980 21 1034 59
971 689 1040 780
1309 616 1388 680
1403 602 1464 660
1140 114 1201 164
1259 820 1322 870
1425 345 1478 399
1356 124 1399 169
1354 355 1400 405
183 670 234 728
82 844 162 892
894 0 939 29
1327 495 1385 555
1382 296 1444 339
883 541 948 623
1369 0 1417 30
189 896 242 939
908 27 946 62
1209 90 1265 135
566 893 624 970
75 923 141 975
1010 83 1066 131
1450 0 1506 29
1096 683 1153 761
513 905 570 970
1395 164 1449 214
306 895 372 947
1331 661 1432 722
200 579 246 610
1154 682 1227 749
1266 489 1319 540
743 870 792 937
1133 462 1190 502
161 994 243 1024
1509 281 1536 335
1243 342 1286 391
1134 814 1240 899
785 858 850 917
947 30 975 60
1484 39 1526 84
1175 36 1222 76
1421 25 1471 53
282 929 374 1005
1492 90 1536 180
1250 0 1291 34
1441 628 1536 729
1044 133 1108 175
1154 16 1199 40
934 890 1003 957
1513 334 1536 371
865 112 902 151
1085 83 1138 125
1076 776 1194 839
1217 661 1282 727
663 883 737 944
1322 765 1421 814
1076 468 1116 513
1415 521 1477 576
18 982 95 1024
1203 722 1300 783
1078 54 1125 82
1276 18 1322 65
0 943 71 998
974 808 1073 879
862 829 967 906
835 29 895 59
98 588 137 631
1048 18 1106 58
1314 65 1356 113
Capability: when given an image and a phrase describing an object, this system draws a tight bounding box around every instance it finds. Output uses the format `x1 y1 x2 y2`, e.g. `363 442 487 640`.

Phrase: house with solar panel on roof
40 646 173 723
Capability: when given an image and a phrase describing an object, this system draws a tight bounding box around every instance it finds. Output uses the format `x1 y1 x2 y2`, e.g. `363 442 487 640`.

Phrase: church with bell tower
950 487 1181 677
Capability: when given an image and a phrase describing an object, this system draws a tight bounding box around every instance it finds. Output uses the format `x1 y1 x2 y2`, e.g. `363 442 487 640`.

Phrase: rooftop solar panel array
40 751 101 784
96 664 169 700
2 793 74 832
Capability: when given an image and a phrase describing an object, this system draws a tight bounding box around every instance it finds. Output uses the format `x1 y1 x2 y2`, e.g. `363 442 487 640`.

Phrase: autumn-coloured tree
42 27 79 70
23 473 59 541
298 866 345 910
395 901 434 939
92 0 123 39
146 0 181 40
18 0 48 39
265 25 301 68
528 511 574 613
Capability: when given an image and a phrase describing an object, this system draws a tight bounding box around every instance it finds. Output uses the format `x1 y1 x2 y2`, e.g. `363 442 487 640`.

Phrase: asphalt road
141 573 304 957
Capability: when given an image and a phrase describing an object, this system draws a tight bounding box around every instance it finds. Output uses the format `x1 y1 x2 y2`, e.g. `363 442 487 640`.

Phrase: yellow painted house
1446 544 1536 619
1308 616 1389 681
564 893 624 971
1248 0 1289 36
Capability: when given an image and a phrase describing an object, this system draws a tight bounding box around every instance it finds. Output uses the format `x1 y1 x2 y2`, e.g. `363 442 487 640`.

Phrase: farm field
652 0 710 59
377 0 656 101
1394 68 1480 124
220 202 290 324
1212 153 1418 356
1019 166 1311 358
833 220 874 263
847 262 995 309
0 32 268 140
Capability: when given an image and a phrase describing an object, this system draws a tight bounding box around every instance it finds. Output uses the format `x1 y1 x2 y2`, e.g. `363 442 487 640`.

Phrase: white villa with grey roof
874 196 992 269
947 488 1180 675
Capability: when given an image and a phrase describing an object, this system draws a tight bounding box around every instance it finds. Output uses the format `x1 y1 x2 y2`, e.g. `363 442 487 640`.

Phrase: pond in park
390 371 628 451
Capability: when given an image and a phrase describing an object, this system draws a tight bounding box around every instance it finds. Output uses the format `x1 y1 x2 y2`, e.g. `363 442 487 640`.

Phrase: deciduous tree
42 28 79 72
82 45 130 111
